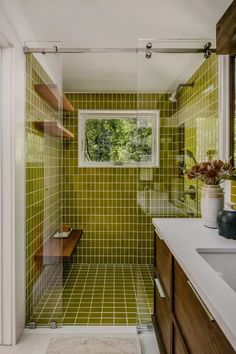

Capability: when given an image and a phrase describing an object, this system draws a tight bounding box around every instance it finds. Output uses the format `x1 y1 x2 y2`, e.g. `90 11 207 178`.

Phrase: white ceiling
18 0 232 92
62 51 206 92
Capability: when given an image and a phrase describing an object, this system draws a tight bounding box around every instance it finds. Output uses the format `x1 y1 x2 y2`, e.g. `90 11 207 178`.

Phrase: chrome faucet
144 186 151 192
186 210 194 217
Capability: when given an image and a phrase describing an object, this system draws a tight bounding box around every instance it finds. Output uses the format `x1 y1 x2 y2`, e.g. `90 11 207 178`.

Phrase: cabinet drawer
155 230 172 298
173 260 235 354
154 276 171 353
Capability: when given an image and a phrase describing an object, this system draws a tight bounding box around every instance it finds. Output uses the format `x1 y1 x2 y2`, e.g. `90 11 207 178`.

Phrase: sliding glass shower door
24 39 218 329
25 42 64 327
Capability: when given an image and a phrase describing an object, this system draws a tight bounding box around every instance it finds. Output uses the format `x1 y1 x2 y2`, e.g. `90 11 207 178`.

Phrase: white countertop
152 218 236 351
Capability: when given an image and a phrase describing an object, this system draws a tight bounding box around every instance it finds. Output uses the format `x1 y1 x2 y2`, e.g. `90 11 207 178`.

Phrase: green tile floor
28 264 153 326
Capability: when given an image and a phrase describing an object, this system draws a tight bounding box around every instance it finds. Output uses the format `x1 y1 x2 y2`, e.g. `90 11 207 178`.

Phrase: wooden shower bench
34 230 83 264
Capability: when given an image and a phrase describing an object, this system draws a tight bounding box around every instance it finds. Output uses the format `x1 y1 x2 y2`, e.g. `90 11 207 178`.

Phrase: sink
197 248 236 292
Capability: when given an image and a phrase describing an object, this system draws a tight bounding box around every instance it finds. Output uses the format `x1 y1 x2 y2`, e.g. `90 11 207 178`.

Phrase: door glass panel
136 39 218 328
232 57 236 166
25 42 63 327
61 52 139 327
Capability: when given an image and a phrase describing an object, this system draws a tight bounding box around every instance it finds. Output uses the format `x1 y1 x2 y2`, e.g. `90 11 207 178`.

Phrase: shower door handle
155 278 165 298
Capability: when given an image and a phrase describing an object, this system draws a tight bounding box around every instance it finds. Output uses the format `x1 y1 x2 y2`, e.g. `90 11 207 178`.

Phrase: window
78 110 160 167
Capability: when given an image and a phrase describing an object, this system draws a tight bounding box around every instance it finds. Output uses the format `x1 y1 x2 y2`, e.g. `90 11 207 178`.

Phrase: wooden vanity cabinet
153 231 172 353
173 259 235 354
172 322 188 354
154 275 171 354
155 232 172 298
153 229 235 354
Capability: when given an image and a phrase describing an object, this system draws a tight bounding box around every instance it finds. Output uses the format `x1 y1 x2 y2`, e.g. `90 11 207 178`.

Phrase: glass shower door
25 42 64 327
136 39 218 329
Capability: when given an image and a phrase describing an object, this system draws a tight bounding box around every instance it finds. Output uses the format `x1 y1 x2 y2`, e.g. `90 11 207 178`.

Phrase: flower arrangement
186 159 234 185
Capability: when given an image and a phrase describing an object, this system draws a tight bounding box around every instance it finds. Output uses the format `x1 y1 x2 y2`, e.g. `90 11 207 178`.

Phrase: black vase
217 210 236 239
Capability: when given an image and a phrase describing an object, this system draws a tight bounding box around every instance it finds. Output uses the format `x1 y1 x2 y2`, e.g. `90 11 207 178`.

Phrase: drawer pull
187 280 214 322
155 278 165 298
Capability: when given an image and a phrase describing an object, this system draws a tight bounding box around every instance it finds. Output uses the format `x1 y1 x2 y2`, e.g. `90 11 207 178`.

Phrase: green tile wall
62 93 184 265
25 54 63 324
176 54 219 215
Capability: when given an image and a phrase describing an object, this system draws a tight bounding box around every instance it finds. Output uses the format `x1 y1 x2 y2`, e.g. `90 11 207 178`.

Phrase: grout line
61 263 77 324
100 264 107 325
75 264 91 325
87 264 98 324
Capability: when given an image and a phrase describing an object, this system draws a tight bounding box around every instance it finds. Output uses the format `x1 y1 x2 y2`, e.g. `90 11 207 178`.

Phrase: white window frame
78 110 160 168
218 55 231 202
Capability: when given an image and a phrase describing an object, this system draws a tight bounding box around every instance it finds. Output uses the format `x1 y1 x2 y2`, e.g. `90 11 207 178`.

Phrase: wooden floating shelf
34 121 74 140
34 230 83 264
34 84 74 112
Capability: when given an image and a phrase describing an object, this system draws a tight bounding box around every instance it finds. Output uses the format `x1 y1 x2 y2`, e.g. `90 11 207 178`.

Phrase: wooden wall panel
216 0 236 55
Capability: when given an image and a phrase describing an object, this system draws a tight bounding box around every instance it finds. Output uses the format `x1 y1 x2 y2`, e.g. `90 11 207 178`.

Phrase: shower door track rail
23 47 216 54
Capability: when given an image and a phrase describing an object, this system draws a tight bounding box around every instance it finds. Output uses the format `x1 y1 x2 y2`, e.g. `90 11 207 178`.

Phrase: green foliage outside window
84 118 152 164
